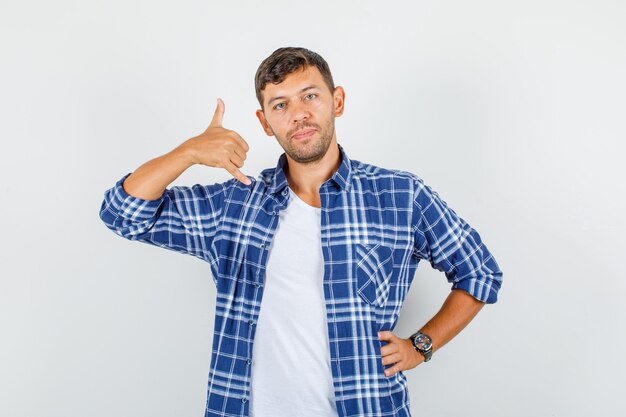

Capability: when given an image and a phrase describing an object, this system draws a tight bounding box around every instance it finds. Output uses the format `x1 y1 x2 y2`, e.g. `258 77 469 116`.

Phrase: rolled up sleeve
411 177 503 303
99 173 226 265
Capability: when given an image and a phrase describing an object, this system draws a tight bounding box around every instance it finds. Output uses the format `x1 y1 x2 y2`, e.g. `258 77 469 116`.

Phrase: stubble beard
272 113 336 164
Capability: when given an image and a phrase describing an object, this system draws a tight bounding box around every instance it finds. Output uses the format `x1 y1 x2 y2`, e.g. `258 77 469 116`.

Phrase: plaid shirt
99 144 502 417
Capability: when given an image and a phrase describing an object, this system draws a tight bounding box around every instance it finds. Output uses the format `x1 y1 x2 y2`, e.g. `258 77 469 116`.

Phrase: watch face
414 334 432 351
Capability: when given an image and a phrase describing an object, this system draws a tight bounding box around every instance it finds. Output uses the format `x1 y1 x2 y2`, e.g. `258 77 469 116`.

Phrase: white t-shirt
249 187 338 417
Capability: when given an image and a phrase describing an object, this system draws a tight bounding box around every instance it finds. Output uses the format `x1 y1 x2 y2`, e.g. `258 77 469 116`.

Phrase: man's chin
287 152 324 164
286 145 328 164
279 133 333 164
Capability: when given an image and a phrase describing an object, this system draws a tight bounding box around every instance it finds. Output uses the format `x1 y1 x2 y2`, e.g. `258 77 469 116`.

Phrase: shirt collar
266 143 352 195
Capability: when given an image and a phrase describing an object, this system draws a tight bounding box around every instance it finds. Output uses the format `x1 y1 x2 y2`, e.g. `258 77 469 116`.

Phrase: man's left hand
378 331 424 377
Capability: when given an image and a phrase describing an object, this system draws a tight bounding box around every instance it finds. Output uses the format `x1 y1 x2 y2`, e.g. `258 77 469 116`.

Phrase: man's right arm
99 98 252 263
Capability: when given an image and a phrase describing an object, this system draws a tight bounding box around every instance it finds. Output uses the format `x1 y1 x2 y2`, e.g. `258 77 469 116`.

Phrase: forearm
418 289 485 353
122 143 196 200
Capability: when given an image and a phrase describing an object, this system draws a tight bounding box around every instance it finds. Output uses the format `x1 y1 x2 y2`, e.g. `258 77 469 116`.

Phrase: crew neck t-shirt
249 187 338 417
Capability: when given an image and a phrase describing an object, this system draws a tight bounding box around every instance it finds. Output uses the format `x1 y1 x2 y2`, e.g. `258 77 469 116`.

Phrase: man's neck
284 139 341 199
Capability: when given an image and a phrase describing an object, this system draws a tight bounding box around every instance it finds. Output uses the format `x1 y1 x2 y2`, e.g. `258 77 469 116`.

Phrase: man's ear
256 109 274 136
333 86 346 117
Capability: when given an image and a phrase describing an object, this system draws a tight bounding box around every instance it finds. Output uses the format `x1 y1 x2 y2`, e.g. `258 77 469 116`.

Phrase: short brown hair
255 47 335 108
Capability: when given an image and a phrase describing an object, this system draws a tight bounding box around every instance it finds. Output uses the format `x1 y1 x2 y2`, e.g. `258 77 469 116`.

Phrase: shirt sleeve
99 173 228 265
411 177 503 303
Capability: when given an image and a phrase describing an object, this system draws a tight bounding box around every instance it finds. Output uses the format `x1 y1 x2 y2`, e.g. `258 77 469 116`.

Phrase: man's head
254 47 345 165
255 47 335 109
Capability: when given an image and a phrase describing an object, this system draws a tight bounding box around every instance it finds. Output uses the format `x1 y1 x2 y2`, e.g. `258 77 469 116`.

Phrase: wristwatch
409 331 433 362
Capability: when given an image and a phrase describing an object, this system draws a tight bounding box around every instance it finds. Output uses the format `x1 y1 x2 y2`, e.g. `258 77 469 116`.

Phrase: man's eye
305 93 317 100
274 103 285 110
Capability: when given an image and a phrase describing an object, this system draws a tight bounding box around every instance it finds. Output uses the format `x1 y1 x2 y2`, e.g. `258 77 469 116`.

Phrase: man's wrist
409 331 433 362
173 141 200 167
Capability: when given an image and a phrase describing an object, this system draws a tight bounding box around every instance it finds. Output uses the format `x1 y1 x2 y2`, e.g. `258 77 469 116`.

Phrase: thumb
209 98 225 127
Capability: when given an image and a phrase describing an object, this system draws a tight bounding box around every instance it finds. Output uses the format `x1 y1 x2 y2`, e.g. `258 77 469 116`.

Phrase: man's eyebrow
267 85 320 106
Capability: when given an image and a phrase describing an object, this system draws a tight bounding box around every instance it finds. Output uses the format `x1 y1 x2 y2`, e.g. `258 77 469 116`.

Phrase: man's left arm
379 177 503 377
379 289 484 377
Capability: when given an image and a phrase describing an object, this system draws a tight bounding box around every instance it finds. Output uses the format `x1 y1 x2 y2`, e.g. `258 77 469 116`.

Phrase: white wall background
1 1 625 416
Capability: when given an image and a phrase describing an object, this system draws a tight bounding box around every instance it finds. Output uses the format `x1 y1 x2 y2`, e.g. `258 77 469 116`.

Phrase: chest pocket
355 243 394 307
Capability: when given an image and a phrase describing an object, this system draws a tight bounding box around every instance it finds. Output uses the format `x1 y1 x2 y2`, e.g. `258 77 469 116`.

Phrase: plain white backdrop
1 1 625 416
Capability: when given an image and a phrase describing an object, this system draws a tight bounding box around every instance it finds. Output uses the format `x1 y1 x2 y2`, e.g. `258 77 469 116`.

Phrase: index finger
230 131 250 152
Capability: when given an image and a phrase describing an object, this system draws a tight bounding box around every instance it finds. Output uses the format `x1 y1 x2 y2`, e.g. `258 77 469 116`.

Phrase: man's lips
291 128 317 140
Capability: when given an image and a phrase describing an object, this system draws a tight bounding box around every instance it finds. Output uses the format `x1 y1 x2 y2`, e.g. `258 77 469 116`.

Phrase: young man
100 47 503 417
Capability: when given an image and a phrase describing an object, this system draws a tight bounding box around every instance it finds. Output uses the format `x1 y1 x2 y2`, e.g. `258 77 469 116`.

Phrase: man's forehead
263 66 326 101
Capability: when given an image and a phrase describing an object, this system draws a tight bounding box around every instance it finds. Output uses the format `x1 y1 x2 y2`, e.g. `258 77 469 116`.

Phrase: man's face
256 66 344 164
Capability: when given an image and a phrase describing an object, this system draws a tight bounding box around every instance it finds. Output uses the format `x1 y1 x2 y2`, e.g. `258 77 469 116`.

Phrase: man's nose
291 100 309 122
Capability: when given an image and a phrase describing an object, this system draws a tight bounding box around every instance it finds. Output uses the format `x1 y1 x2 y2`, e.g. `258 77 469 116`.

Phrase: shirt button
241 397 247 403
255 283 261 288
282 189 289 195
261 244 266 248
248 319 254 325
246 359 252 365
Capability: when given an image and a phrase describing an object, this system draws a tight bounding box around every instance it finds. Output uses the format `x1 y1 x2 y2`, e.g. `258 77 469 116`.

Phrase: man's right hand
180 98 252 185
122 98 252 201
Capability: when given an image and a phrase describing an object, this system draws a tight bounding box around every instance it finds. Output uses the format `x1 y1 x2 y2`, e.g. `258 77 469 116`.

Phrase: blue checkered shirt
99 144 503 417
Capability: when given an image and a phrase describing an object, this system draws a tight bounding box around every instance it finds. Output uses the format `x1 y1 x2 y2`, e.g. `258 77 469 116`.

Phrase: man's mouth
291 128 317 140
